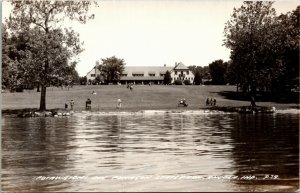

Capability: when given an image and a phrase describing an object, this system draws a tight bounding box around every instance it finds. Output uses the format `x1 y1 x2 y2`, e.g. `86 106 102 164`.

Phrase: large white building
86 62 194 85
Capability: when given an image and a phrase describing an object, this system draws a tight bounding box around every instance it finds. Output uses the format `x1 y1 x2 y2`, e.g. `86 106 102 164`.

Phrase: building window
133 74 144 77
191 77 193 80
149 73 155 76
181 71 183 75
175 71 177 75
187 71 189 75
121 74 127 77
91 74 96 77
160 73 165 77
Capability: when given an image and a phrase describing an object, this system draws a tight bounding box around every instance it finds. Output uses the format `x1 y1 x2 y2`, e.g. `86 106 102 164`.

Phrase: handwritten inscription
33 175 280 181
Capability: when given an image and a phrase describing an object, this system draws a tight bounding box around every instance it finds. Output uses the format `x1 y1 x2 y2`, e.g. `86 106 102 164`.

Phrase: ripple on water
1 112 299 192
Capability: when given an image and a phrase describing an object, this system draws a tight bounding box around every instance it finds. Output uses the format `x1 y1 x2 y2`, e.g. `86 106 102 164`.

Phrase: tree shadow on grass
213 91 299 104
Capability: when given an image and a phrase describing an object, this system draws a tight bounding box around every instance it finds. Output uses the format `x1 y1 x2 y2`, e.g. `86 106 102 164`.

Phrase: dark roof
123 66 173 75
174 62 189 70
120 76 164 81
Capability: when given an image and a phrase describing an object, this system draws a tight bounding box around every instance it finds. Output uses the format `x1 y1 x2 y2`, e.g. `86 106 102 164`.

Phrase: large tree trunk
39 85 46 111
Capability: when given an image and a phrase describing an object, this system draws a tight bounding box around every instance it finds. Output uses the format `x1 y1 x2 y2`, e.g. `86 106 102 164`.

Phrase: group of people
178 98 188 107
65 100 75 110
206 98 217 106
64 95 218 111
127 83 134 91
65 98 92 110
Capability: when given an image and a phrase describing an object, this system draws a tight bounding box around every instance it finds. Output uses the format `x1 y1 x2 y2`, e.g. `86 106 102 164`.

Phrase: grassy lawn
2 85 298 111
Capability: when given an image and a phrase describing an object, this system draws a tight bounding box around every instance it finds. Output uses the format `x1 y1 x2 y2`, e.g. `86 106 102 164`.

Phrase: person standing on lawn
70 100 75 110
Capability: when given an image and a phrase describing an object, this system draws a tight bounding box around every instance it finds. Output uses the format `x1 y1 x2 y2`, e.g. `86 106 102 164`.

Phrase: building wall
86 65 195 84
170 69 194 83
86 68 101 82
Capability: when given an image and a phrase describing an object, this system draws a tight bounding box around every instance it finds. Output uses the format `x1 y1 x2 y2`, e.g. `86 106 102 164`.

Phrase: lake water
2 110 299 192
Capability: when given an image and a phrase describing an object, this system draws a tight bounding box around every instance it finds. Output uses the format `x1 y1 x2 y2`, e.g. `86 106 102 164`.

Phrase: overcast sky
2 0 299 76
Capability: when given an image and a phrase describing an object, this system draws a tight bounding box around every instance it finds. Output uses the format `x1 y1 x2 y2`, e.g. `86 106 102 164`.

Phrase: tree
188 65 202 85
163 70 172 85
270 6 300 92
193 71 202 85
201 66 211 80
98 56 125 84
2 24 10 89
225 3 299 94
6 1 97 111
208 60 227 85
94 74 102 85
79 76 87 85
224 2 288 94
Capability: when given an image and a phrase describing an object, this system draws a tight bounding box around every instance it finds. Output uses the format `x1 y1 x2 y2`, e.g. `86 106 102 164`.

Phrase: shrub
174 80 182 85
183 79 191 85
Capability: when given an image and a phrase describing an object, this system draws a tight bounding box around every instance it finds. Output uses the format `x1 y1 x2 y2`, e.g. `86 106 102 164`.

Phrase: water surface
2 111 299 192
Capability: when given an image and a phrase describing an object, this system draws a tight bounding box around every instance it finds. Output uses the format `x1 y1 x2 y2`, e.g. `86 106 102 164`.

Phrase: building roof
120 76 164 81
86 66 99 75
174 62 189 70
123 66 173 75
87 63 192 77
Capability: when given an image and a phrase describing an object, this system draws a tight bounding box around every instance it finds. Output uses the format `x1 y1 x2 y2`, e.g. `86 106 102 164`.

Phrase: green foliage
174 80 182 85
224 2 299 93
183 79 191 85
98 56 125 84
224 61 238 85
193 71 202 85
163 70 172 85
270 7 300 92
79 76 87 85
208 60 227 85
188 65 211 83
94 75 102 85
5 1 97 110
2 24 10 89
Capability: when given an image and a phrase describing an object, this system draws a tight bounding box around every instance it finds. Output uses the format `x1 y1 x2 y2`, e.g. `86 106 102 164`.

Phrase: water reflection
2 112 299 192
230 114 299 190
2 117 75 192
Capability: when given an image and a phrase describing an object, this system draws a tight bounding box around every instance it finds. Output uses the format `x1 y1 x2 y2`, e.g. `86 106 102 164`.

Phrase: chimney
164 64 166 67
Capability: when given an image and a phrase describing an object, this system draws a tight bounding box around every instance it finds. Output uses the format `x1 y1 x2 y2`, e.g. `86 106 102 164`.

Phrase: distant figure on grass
213 99 216 106
178 98 188 107
117 99 122 109
251 96 256 108
206 98 210 106
92 91 96 95
65 103 68 109
86 98 92 110
70 100 75 110
210 98 213 106
130 85 133 91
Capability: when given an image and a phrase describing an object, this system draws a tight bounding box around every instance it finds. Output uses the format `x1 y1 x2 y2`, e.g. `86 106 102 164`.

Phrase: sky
2 0 299 76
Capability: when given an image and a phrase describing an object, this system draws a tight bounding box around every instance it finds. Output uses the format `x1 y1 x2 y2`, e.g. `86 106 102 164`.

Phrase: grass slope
2 85 298 111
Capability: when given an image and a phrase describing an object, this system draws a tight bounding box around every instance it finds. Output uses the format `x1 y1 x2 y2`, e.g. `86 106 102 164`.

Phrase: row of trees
224 2 299 93
190 2 299 93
